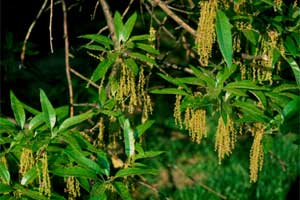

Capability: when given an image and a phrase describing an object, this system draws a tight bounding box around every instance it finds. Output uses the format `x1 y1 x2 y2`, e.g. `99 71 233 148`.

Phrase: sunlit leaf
114 11 124 43
0 163 10 185
135 151 164 160
123 119 135 158
114 167 158 178
90 53 117 83
135 43 159 55
21 166 38 185
28 113 44 130
58 111 94 133
10 91 26 129
123 12 137 42
90 182 107 200
282 97 300 120
130 52 157 66
285 57 300 86
40 89 56 130
216 9 233 68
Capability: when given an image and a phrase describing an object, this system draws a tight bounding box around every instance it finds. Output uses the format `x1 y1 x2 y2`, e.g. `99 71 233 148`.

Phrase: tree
0 0 299 199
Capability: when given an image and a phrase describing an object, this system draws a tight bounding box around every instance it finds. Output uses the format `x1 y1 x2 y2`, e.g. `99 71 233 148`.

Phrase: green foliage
1 0 299 199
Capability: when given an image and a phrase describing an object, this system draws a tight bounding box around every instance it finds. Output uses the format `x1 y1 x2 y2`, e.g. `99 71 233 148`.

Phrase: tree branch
61 0 74 117
150 0 196 37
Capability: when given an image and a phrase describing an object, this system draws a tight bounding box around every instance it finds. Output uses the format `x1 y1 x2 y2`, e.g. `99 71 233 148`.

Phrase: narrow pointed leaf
135 151 164 160
150 88 189 96
216 9 233 68
135 43 159 55
79 34 113 48
90 182 107 200
115 167 158 178
81 44 107 51
123 12 137 42
113 181 133 200
28 113 44 130
40 89 56 130
58 112 94 132
123 119 135 158
0 183 12 194
135 120 155 138
10 91 26 129
129 34 149 41
21 166 38 185
51 166 97 179
114 12 124 43
130 52 157 66
90 54 117 83
0 163 10 184
124 58 139 76
285 57 300 86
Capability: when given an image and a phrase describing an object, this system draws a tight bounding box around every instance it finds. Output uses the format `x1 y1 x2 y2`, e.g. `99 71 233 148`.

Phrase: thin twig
172 165 227 200
21 0 48 62
150 0 196 37
70 68 100 89
122 0 135 18
91 0 100 20
61 0 74 117
98 0 118 48
49 0 54 53
144 3 176 39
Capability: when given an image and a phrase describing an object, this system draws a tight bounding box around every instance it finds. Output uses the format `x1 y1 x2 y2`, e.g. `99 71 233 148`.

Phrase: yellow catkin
94 117 105 147
19 148 34 176
196 0 218 66
38 151 51 198
0 156 9 184
274 0 283 11
233 0 246 13
215 116 236 164
249 123 264 183
65 176 81 200
258 30 279 84
137 67 153 123
174 95 183 128
184 108 207 144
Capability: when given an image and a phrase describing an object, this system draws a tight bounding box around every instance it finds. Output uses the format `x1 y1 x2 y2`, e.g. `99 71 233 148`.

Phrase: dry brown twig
70 68 100 89
49 0 54 53
61 0 74 117
150 0 196 37
21 0 49 63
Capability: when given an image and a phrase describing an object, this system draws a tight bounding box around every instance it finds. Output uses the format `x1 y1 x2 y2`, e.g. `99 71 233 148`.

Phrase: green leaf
233 101 270 123
135 43 159 55
134 120 155 138
40 89 56 130
224 80 269 90
79 34 113 48
90 182 107 200
51 166 97 179
129 34 149 41
81 44 107 52
115 167 158 178
123 119 135 158
10 91 26 129
150 88 189 96
284 57 300 86
284 36 298 57
114 12 124 43
273 84 300 92
282 97 300 120
64 147 105 175
0 163 10 185
113 181 133 200
177 77 206 86
21 166 38 185
189 65 215 87
123 12 137 42
242 29 259 45
124 58 139 76
0 183 12 194
0 118 16 129
216 9 233 68
135 151 164 160
58 111 94 133
249 90 267 109
130 52 157 66
28 113 44 130
90 54 117 83
17 186 49 200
